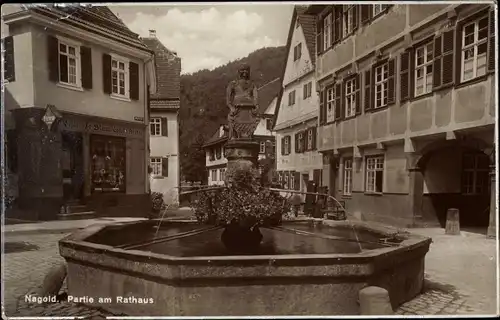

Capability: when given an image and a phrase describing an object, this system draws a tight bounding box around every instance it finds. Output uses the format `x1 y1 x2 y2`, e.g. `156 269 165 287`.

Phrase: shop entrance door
61 131 84 201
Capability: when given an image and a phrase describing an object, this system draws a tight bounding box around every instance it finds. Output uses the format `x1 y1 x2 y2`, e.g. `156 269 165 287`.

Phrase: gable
282 23 314 87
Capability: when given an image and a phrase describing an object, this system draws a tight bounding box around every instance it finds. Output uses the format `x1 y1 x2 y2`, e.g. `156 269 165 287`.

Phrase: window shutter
312 127 317 150
129 62 139 100
329 10 334 48
334 6 342 43
102 53 112 94
364 69 372 111
162 157 169 177
340 80 346 119
353 5 359 31
317 17 323 55
334 83 342 120
319 89 326 125
287 136 292 155
441 30 455 87
387 58 396 105
161 118 168 136
281 137 285 155
80 46 92 90
355 73 361 114
432 35 442 89
3 36 15 82
294 172 301 191
400 51 410 102
488 10 495 73
361 5 372 25
47 35 59 82
409 48 416 99
295 133 299 153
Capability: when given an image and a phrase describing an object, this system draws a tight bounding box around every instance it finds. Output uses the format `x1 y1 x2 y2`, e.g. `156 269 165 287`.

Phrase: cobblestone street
2 227 498 317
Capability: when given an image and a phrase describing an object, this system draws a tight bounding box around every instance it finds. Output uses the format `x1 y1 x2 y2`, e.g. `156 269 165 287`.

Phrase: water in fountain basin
133 222 387 257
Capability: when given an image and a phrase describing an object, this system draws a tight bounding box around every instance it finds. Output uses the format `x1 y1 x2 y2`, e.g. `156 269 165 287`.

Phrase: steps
57 200 96 220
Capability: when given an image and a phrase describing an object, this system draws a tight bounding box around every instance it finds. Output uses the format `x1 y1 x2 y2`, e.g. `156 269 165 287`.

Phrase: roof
272 5 317 131
257 78 281 114
296 6 317 68
6 5 150 51
142 36 181 100
203 127 228 148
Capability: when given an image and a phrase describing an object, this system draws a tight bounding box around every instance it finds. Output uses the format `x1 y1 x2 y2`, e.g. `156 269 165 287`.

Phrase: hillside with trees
180 46 286 183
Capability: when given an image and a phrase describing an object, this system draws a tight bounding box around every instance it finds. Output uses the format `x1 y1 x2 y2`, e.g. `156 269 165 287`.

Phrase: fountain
58 65 431 316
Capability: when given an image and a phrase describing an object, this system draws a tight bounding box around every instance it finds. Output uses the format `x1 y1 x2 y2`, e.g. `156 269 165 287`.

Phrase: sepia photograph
1 1 498 318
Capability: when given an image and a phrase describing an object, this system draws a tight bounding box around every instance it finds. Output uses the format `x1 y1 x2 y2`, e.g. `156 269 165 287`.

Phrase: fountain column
224 64 260 182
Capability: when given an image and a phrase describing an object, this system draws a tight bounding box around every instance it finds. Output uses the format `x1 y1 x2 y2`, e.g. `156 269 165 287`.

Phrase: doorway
61 131 84 201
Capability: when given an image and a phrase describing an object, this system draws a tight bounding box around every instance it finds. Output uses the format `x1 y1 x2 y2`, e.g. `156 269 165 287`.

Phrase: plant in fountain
193 165 290 252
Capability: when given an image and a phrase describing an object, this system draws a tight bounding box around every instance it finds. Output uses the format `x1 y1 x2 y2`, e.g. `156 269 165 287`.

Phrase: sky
111 4 293 74
1 3 293 74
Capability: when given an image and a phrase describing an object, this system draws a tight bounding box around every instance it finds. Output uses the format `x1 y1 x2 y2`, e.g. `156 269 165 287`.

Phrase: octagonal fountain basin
59 219 431 316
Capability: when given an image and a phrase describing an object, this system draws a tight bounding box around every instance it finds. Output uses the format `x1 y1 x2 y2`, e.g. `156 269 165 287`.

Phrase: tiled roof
150 99 180 110
27 5 149 50
296 5 317 67
142 37 181 100
257 78 281 114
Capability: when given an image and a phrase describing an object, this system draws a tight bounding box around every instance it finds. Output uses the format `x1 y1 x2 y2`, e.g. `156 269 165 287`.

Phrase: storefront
11 108 149 219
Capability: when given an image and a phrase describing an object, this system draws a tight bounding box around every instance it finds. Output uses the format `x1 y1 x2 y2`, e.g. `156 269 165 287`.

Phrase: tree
181 134 206 184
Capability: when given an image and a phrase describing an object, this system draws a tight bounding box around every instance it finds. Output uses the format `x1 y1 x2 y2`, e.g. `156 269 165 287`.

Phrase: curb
3 228 84 236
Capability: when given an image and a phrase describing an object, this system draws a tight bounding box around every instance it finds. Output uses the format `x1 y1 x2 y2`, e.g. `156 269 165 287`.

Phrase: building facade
274 6 323 199
203 79 280 185
306 4 496 233
143 30 182 205
3 6 156 219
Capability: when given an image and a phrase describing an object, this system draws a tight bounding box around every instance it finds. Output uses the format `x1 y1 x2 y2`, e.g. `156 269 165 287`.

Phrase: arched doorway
417 140 492 228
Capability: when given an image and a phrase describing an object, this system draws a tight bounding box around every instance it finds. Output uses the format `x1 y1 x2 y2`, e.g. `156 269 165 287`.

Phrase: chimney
149 29 156 38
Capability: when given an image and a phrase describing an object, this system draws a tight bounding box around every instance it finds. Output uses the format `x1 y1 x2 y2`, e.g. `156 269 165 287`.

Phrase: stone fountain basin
58 219 431 316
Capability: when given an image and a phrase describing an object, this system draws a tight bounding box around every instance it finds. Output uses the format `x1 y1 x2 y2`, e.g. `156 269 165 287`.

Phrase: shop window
90 135 126 192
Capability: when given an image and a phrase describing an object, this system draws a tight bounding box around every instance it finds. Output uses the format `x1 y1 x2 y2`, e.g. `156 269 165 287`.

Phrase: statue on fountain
226 63 260 140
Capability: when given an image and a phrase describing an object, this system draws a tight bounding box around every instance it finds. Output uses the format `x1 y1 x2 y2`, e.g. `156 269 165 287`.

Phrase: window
211 169 217 181
259 141 266 153
415 42 434 96
345 78 357 117
462 153 489 195
343 5 355 36
461 16 488 82
284 173 289 189
290 173 295 190
58 40 80 87
111 56 129 97
343 158 353 195
90 135 126 193
374 63 389 109
208 149 215 161
297 132 304 153
323 13 332 50
220 168 226 181
373 4 389 16
303 82 312 99
288 90 296 106
365 156 384 193
150 118 162 136
284 136 291 155
307 129 313 150
150 157 162 176
294 43 302 61
266 118 274 130
215 147 222 160
326 86 335 123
